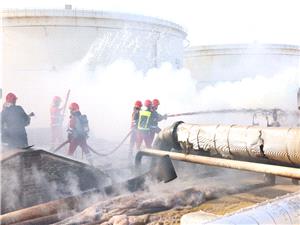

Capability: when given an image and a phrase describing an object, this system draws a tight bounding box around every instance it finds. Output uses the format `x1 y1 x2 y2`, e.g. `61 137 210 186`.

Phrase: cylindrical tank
1 9 186 84
184 44 300 87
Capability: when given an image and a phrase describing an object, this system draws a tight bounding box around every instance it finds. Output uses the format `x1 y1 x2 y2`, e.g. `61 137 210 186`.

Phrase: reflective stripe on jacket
138 110 152 131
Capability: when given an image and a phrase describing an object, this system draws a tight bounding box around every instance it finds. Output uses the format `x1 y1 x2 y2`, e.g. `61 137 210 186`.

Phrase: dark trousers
2 128 28 148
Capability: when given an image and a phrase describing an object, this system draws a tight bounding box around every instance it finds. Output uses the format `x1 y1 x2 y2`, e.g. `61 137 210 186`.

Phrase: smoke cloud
2 36 300 144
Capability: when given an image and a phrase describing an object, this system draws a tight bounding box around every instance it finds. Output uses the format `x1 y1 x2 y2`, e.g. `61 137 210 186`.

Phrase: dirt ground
146 178 300 225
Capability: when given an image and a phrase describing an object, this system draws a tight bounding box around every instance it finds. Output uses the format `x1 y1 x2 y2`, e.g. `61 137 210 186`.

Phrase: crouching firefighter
67 102 93 165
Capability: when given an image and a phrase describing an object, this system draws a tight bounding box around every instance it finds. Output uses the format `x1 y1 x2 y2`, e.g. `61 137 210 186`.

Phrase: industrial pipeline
136 121 300 180
203 191 300 225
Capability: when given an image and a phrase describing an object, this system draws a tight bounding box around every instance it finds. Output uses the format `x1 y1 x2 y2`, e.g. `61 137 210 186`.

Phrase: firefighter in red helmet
50 96 64 149
1 92 34 148
67 102 93 164
129 100 143 153
150 98 167 144
136 99 153 150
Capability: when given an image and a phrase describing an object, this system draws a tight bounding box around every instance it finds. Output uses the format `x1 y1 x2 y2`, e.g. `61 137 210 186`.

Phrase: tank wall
2 10 186 86
157 33 184 68
184 45 300 86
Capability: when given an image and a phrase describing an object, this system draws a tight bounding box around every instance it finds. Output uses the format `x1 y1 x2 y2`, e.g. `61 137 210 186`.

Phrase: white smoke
2 29 300 144
3 59 300 143
197 69 300 111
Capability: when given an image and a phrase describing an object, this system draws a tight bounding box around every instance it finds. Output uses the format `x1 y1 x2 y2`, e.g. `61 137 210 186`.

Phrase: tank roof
185 43 300 56
1 8 186 35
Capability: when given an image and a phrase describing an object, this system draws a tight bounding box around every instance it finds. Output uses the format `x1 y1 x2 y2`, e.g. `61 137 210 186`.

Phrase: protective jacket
67 111 91 158
137 109 152 131
50 106 63 127
1 104 30 148
68 111 89 139
151 110 164 127
131 107 140 128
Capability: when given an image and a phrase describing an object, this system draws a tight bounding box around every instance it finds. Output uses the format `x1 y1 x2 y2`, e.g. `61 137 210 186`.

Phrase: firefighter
67 102 93 164
136 100 153 150
149 99 167 144
129 100 143 151
1 93 33 148
50 96 64 149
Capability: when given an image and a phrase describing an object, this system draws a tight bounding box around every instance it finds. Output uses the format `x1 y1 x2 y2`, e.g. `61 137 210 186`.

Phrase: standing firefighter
1 93 33 148
136 100 153 150
150 99 167 143
67 102 93 164
50 96 63 149
129 100 143 152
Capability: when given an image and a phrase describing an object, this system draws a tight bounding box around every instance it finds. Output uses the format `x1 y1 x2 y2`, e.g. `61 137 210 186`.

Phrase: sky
1 0 300 46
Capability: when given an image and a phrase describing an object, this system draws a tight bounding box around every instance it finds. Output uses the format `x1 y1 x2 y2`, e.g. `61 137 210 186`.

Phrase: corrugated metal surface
204 191 300 225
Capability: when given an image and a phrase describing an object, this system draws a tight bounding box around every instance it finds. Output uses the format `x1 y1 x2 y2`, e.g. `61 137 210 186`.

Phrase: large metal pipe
136 149 300 179
153 122 300 166
0 194 82 225
203 191 300 225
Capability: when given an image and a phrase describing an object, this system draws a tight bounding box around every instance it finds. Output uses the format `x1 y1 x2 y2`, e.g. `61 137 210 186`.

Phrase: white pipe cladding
176 123 300 165
203 192 300 225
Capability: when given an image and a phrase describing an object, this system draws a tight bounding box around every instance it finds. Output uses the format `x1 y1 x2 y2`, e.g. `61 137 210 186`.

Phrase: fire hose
87 130 133 156
52 130 133 157
166 108 288 118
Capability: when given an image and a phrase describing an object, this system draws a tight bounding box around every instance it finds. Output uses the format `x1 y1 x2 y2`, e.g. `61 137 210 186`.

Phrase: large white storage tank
184 44 300 87
1 8 186 89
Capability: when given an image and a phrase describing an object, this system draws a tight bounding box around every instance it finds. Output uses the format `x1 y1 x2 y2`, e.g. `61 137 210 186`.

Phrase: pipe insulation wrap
204 191 300 224
158 122 300 166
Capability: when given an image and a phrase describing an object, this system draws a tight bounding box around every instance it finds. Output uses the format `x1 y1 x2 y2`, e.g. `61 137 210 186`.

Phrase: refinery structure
1 7 300 225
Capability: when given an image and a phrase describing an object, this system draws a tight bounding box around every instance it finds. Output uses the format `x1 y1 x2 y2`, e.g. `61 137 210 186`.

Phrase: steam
33 60 299 141
2 30 300 143
197 69 300 111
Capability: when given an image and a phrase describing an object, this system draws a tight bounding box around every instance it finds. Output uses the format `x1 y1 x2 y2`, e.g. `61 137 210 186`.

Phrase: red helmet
144 99 152 108
69 102 79 111
152 99 160 107
6 93 17 103
53 96 61 103
134 100 142 108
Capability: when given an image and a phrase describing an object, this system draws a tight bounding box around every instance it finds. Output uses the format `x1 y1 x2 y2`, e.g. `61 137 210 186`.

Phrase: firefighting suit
50 105 63 148
149 109 167 144
67 111 93 164
136 109 153 150
129 107 140 150
1 104 31 148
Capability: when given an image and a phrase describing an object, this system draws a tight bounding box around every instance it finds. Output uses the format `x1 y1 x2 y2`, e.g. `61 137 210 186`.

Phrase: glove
163 114 168 120
151 127 161 133
28 112 35 117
